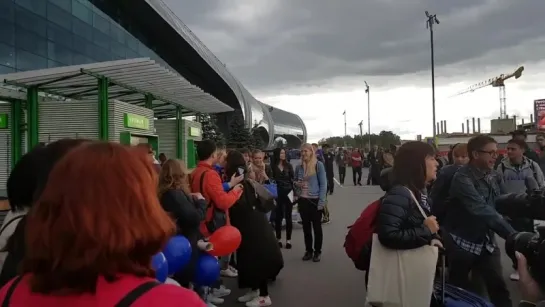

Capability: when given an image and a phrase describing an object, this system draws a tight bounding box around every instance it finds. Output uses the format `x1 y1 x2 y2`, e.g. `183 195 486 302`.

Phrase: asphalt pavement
220 167 521 307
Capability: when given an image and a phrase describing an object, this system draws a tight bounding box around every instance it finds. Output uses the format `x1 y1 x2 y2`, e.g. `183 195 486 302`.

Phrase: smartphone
237 167 245 176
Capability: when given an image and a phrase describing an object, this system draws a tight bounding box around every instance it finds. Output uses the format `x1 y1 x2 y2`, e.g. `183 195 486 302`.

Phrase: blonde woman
158 160 208 293
249 149 273 184
293 143 327 262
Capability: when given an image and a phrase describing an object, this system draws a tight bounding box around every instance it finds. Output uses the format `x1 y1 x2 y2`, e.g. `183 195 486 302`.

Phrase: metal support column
26 87 39 151
10 99 22 167
145 94 153 109
98 77 109 140
176 106 183 159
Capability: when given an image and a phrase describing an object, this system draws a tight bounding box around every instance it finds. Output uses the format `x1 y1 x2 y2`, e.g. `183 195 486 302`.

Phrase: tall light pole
342 110 347 147
426 11 439 137
358 120 363 148
364 81 371 149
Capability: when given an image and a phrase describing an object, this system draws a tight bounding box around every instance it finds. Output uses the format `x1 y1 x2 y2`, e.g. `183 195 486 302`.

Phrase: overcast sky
164 0 545 141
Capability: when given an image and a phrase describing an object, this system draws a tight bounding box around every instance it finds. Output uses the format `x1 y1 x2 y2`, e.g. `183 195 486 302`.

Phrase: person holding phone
272 148 295 249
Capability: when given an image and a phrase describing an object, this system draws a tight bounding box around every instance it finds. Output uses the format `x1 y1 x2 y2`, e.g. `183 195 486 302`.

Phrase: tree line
318 130 402 149
198 112 265 149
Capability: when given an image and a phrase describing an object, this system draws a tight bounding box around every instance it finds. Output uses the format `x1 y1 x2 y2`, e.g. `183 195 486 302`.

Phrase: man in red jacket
351 148 363 186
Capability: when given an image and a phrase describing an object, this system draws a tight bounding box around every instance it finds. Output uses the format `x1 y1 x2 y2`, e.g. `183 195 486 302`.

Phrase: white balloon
164 278 181 286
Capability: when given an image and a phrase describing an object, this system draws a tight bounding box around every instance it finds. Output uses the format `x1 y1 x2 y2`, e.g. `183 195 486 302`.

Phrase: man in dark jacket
512 130 540 163
443 135 515 307
322 144 335 195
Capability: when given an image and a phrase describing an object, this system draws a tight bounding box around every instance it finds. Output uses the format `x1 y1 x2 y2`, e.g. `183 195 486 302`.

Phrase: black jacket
377 185 435 250
429 164 463 222
323 152 335 177
160 189 207 286
272 162 294 193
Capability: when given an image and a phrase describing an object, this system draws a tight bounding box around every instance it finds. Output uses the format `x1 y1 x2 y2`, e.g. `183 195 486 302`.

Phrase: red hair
24 142 175 294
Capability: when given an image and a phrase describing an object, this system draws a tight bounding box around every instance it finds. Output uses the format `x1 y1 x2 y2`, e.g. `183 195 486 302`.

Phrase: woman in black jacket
271 148 295 249
377 141 441 251
158 159 207 288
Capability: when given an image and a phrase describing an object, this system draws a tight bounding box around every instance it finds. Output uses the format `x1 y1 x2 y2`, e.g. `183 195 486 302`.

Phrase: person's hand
517 251 544 303
190 193 205 200
233 184 243 192
424 216 439 234
229 173 244 187
261 170 269 180
430 239 443 249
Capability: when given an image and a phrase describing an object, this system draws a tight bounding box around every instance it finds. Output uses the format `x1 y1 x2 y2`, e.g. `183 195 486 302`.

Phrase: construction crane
452 66 524 119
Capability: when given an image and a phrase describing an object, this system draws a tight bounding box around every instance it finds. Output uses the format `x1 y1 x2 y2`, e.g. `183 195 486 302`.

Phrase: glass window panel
16 49 47 71
125 48 138 59
72 53 92 65
47 22 72 48
0 65 16 74
110 41 126 58
72 1 92 24
0 43 16 67
0 19 15 46
110 24 125 44
126 35 138 51
72 17 93 41
0 0 15 22
93 29 110 49
47 41 72 65
49 0 71 12
86 43 111 62
71 35 87 55
15 6 47 37
92 12 109 34
47 2 71 30
15 27 47 58
47 59 63 68
15 0 46 17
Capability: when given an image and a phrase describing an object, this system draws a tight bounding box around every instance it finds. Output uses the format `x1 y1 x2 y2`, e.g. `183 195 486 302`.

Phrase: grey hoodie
496 156 545 193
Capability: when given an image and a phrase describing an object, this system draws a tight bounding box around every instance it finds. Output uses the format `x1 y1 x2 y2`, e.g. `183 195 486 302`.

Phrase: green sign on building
124 113 149 130
0 114 7 129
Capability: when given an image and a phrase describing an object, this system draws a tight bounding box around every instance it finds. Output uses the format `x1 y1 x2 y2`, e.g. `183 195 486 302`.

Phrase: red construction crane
452 66 524 119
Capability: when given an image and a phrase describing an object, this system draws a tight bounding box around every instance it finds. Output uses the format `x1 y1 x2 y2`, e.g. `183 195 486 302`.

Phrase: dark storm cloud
164 0 545 92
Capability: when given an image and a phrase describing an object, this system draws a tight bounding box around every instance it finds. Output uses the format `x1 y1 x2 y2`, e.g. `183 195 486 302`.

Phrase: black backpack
1 276 160 307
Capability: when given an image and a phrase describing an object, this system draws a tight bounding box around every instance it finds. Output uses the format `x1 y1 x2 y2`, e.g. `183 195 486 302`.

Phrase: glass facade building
0 0 169 74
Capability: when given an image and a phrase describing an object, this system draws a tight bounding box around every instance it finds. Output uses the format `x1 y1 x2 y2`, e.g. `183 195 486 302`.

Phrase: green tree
250 126 265 149
227 112 252 149
318 130 402 149
198 114 225 146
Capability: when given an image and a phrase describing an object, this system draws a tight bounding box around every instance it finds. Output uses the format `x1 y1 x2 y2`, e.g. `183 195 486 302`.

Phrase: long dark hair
391 141 435 198
226 150 248 179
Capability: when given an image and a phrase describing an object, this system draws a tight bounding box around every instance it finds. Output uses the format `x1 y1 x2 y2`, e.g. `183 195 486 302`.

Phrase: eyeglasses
478 150 498 157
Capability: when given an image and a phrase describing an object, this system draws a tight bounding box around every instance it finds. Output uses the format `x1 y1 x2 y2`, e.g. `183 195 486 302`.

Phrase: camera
505 226 545 284
496 189 545 220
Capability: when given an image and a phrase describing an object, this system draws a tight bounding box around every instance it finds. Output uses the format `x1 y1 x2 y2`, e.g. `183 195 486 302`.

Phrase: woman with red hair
0 142 205 307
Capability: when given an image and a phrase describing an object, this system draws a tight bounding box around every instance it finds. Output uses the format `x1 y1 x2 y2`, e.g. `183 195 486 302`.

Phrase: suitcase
432 253 494 307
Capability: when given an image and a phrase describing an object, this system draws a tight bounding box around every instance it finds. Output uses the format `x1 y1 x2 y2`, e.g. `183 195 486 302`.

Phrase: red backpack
344 198 381 271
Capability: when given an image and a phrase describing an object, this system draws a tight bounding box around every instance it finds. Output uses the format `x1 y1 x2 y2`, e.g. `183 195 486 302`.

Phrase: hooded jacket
496 156 545 193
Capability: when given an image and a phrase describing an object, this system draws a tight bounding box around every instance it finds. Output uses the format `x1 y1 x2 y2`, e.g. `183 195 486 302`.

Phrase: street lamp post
364 81 371 149
358 120 363 148
426 11 439 137
342 110 347 147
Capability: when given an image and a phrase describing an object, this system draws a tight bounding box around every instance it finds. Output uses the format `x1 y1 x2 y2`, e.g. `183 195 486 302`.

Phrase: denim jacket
294 161 328 208
445 164 515 243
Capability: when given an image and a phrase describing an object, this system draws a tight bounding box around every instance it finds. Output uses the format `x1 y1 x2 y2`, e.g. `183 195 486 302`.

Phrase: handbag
366 187 439 307
263 180 278 198
248 179 276 213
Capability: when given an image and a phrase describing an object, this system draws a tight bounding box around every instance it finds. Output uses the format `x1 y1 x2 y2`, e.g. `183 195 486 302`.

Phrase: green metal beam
10 99 22 168
26 87 39 151
98 77 109 140
176 106 183 159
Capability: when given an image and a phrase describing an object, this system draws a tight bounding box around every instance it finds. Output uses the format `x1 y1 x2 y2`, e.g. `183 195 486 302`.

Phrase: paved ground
221 167 522 306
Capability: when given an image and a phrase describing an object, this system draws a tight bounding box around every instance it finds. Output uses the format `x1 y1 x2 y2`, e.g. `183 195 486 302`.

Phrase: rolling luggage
432 253 494 307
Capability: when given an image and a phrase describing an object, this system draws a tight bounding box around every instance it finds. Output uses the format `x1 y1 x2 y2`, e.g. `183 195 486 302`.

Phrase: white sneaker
221 268 238 277
510 272 520 281
246 296 272 307
238 290 259 303
207 295 224 305
228 265 238 273
211 285 231 297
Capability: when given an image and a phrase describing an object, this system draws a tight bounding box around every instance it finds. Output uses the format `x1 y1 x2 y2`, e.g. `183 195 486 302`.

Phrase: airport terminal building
0 0 307 148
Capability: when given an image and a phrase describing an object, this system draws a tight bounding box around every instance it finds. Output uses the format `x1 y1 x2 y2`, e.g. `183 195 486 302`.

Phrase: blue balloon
194 254 220 287
151 252 168 283
163 235 192 274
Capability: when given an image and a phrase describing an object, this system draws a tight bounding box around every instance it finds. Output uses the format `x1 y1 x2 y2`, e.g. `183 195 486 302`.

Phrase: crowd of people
367 131 545 307
0 138 328 307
